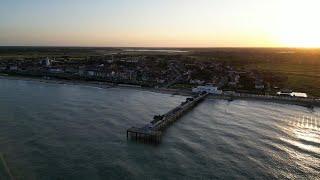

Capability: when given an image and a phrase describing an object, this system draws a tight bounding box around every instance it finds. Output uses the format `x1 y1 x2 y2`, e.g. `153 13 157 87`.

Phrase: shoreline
209 95 320 108
0 75 319 108
0 75 192 97
0 75 115 89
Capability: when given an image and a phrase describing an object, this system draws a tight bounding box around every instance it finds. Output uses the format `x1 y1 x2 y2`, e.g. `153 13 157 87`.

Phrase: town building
192 85 222 94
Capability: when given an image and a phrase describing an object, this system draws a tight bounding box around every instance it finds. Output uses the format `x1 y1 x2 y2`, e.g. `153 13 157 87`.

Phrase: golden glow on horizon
272 0 320 48
1 0 320 47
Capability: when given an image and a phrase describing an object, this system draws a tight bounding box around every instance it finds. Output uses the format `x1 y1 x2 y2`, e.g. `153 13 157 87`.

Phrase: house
255 79 265 89
9 65 18 71
95 71 106 78
87 70 95 76
39 57 51 67
277 91 307 98
0 66 7 71
157 79 165 84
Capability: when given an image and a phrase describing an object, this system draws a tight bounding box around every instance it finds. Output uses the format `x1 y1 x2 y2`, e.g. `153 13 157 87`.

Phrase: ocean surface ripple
0 79 319 179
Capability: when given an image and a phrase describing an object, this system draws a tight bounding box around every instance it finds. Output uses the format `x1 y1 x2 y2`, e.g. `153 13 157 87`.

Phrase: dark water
0 79 319 180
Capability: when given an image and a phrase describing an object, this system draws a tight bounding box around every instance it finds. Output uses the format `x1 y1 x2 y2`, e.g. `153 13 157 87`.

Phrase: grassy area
190 48 320 97
246 62 320 97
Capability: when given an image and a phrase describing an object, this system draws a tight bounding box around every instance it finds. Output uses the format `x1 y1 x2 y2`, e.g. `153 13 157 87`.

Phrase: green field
247 63 320 97
189 48 320 97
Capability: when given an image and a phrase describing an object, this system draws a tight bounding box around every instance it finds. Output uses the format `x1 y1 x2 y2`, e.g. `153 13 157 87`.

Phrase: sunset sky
1 0 320 47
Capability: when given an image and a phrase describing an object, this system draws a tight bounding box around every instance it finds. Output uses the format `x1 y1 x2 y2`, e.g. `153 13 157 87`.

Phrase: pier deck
127 93 209 143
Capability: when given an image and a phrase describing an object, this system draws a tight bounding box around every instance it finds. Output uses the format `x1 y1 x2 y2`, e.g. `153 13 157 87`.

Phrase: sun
273 0 320 48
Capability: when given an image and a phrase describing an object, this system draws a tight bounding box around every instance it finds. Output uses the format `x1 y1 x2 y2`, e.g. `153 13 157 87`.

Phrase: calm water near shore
0 78 319 179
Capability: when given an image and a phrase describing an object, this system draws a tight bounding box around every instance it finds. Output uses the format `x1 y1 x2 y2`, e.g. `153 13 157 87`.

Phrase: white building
192 85 222 94
277 91 307 98
40 57 51 67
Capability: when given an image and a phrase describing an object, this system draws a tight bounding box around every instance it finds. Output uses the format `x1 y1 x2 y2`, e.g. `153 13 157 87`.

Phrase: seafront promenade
210 93 320 107
1 75 319 108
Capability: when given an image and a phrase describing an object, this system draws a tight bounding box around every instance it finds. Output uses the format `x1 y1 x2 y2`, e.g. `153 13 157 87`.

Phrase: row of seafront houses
2 57 154 83
40 57 141 81
1 57 312 100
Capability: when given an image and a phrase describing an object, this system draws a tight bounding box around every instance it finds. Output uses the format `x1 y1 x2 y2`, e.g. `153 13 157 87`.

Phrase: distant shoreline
0 75 319 108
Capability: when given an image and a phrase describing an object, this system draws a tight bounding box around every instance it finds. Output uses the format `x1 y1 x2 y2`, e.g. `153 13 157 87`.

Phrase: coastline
0 75 191 97
208 94 320 108
0 75 115 89
0 75 319 108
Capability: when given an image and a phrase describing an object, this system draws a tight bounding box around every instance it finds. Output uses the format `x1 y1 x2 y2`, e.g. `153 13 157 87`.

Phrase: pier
127 92 209 143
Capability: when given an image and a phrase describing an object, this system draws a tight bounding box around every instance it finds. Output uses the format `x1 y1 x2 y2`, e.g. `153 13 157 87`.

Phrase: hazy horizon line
1 45 320 49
